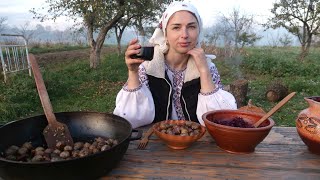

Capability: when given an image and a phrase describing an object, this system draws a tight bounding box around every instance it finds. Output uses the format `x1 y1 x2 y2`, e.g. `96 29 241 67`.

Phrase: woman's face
166 11 199 55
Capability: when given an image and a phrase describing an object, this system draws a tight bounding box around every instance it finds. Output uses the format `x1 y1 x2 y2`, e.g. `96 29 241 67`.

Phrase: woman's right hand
125 38 144 72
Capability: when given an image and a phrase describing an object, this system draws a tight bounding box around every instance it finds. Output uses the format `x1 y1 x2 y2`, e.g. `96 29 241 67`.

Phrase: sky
0 0 275 31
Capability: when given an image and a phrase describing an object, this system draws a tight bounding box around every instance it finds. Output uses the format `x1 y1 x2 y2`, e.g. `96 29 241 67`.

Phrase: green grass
29 45 89 54
1 46 319 126
0 53 127 124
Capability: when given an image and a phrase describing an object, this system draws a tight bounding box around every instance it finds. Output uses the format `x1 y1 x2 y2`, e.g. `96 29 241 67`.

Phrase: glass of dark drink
130 35 154 61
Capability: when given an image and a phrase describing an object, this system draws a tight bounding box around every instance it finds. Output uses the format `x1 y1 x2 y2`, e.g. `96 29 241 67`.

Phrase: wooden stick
253 92 296 128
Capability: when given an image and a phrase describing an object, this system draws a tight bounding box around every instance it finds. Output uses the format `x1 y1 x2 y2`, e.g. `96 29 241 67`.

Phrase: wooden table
102 126 320 179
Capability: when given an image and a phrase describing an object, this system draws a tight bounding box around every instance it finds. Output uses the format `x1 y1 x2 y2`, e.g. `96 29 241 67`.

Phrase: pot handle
128 129 142 141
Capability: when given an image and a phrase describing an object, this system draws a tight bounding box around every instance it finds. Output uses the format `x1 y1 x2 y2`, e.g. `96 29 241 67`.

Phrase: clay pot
296 97 320 155
202 110 274 154
153 120 206 150
238 99 266 115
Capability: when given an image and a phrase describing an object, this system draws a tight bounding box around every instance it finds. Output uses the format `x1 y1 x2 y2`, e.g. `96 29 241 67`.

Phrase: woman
114 1 237 128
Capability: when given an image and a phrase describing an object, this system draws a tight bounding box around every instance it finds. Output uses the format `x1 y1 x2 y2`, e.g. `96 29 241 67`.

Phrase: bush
242 47 320 77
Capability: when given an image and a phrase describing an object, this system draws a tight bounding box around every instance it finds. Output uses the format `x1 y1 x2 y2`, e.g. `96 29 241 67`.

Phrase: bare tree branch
265 0 320 60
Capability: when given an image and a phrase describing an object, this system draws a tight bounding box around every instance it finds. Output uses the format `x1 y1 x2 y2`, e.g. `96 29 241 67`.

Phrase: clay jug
296 96 320 154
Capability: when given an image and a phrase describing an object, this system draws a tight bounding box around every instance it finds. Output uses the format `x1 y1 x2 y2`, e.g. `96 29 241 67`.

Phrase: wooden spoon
253 92 296 128
28 54 74 149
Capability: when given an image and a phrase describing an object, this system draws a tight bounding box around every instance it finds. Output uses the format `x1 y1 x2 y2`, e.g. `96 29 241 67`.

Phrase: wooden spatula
253 92 296 128
28 54 74 149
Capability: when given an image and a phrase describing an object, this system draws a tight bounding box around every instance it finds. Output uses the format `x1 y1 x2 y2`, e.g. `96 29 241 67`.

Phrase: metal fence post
0 34 31 83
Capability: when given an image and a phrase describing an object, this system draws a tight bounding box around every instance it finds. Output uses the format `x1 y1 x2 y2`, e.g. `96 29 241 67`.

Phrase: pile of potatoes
1 137 118 162
158 121 201 136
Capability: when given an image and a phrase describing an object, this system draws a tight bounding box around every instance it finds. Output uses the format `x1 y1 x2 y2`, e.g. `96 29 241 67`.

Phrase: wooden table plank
103 164 320 179
101 126 320 179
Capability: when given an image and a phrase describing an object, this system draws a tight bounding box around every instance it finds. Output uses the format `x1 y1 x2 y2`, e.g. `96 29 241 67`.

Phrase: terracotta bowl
296 115 320 155
202 110 275 154
152 120 206 150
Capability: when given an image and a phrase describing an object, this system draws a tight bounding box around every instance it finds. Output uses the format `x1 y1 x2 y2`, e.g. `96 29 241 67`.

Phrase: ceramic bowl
202 110 275 154
296 114 320 155
153 120 206 150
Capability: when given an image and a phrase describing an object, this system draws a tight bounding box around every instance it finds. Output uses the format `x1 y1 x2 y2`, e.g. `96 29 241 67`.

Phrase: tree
31 0 126 69
130 0 170 36
71 25 88 46
279 33 293 47
14 21 37 44
52 29 69 44
266 30 281 47
114 16 133 55
207 21 235 57
239 32 261 48
311 34 320 46
0 17 8 33
266 0 320 60
204 27 220 47
114 0 172 55
218 8 260 51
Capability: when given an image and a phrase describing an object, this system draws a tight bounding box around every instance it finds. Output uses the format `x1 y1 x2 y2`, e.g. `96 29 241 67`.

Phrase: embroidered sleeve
123 83 142 92
210 63 223 89
200 87 219 96
114 64 154 128
199 63 222 96
138 64 149 88
122 64 149 92
196 62 237 125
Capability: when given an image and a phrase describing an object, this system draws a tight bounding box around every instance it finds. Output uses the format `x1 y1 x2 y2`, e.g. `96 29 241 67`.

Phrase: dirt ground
34 47 118 66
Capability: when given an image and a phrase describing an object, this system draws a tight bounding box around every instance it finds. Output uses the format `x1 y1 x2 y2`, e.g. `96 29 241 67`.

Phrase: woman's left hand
187 48 209 74
187 48 216 93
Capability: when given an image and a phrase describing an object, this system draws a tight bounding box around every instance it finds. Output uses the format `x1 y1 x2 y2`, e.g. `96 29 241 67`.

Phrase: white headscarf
149 1 203 53
144 1 211 82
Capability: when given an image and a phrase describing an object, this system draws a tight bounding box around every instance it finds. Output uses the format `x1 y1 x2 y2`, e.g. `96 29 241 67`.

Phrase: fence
0 34 31 83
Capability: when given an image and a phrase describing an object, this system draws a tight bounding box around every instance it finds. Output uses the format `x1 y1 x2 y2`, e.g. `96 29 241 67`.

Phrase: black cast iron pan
0 112 141 180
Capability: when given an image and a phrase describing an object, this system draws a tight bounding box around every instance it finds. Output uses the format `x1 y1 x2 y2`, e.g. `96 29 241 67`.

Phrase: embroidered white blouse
113 59 237 128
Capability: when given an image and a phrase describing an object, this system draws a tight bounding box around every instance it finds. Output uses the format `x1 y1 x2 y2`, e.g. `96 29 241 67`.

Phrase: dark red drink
130 46 154 61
